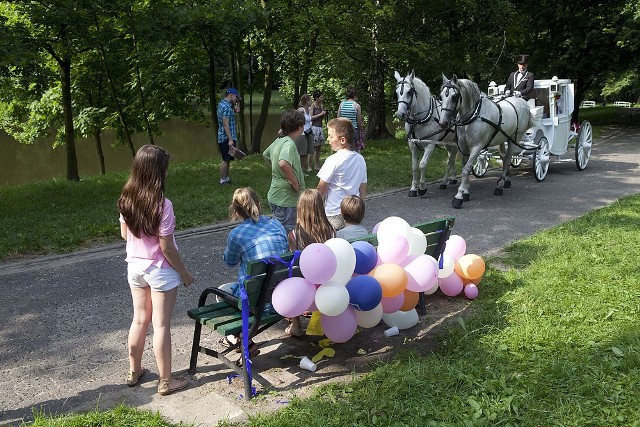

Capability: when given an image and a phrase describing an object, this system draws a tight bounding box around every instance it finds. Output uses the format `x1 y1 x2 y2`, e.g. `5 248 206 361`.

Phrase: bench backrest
580 101 595 108
614 101 631 108
241 217 455 311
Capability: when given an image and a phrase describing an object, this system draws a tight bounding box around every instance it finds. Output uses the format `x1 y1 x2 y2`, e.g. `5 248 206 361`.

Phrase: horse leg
453 145 483 208
418 143 436 195
440 146 458 189
494 143 514 195
407 141 419 197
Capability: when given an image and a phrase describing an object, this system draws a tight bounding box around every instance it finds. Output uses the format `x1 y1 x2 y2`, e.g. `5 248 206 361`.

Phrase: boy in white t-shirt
317 118 367 230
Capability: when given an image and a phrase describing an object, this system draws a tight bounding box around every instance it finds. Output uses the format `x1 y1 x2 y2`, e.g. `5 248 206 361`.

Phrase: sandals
126 368 148 387
217 335 239 351
285 323 304 337
236 343 260 367
158 376 188 396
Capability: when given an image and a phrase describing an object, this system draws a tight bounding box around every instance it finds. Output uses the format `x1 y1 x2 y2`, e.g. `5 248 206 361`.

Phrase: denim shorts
127 262 182 292
270 203 297 232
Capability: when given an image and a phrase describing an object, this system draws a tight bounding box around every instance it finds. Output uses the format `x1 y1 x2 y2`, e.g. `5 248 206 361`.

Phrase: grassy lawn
24 195 640 426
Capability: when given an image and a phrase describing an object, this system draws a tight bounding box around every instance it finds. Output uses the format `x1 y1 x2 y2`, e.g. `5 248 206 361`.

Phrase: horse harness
396 79 455 147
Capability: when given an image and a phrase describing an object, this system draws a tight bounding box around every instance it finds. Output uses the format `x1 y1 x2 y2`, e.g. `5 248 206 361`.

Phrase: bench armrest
197 287 239 308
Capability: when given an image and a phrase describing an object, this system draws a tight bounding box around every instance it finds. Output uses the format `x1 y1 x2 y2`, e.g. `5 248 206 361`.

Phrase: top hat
516 54 530 64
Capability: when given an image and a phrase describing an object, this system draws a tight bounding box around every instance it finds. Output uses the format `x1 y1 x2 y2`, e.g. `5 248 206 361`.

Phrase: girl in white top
295 94 314 173
317 118 367 231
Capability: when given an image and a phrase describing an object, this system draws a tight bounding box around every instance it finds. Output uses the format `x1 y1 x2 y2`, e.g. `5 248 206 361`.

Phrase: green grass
25 404 191 426
0 138 451 261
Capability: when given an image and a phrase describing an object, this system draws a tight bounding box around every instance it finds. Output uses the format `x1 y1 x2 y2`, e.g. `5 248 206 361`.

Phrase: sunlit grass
25 404 191 426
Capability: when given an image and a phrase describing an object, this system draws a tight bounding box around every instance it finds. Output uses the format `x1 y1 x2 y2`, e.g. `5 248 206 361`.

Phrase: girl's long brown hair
292 189 335 249
117 145 170 238
229 187 261 222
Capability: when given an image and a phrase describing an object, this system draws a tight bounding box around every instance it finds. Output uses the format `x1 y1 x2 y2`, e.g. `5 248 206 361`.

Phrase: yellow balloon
454 254 485 280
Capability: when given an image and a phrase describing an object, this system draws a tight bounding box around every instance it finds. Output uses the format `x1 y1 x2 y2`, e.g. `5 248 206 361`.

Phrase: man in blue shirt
217 88 242 185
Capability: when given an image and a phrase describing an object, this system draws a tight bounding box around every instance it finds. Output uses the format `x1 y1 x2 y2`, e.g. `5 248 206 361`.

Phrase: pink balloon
439 271 464 297
464 284 479 300
399 254 418 267
272 277 317 317
443 235 467 261
320 307 358 343
372 222 382 234
404 254 438 292
300 243 337 284
380 293 404 313
377 235 409 264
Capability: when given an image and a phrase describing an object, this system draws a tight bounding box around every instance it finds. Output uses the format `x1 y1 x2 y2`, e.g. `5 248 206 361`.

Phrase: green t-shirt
263 136 305 207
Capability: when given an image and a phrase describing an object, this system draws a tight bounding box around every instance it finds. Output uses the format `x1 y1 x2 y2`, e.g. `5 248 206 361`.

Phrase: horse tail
527 105 544 129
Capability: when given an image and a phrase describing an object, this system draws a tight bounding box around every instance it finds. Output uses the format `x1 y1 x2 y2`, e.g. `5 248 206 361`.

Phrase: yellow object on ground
306 311 324 336
312 347 336 363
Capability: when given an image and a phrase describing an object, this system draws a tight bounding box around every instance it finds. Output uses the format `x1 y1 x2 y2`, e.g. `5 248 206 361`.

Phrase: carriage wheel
575 120 592 171
510 156 523 168
533 136 550 182
472 150 489 177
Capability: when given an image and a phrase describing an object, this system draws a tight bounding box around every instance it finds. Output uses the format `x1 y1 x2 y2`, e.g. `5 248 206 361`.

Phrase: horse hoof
408 190 418 197
417 188 427 196
450 179 458 185
439 184 447 190
452 198 464 208
494 188 504 196
504 181 512 188
463 193 470 202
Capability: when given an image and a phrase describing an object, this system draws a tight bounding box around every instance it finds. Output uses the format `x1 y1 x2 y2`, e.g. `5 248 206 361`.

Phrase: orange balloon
400 290 419 311
454 254 485 280
462 275 482 286
369 263 408 297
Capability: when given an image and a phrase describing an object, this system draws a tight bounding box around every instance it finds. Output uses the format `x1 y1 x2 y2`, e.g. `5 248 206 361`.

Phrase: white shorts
127 262 182 292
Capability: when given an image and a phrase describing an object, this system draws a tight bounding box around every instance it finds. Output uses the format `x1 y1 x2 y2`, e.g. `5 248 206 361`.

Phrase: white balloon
314 283 350 316
376 216 411 246
407 227 428 256
355 303 384 328
437 253 455 278
404 254 438 292
382 309 419 330
324 238 356 284
424 279 439 295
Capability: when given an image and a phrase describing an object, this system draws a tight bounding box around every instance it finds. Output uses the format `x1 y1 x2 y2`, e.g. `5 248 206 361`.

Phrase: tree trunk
94 129 105 174
202 36 218 135
59 56 80 181
233 49 247 152
366 26 392 140
131 30 155 145
253 47 274 154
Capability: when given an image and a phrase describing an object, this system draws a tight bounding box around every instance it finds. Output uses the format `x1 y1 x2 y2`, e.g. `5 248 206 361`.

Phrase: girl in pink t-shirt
117 144 194 396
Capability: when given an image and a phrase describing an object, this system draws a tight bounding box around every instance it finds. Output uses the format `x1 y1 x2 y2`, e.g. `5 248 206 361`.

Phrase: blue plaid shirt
217 98 236 143
224 215 288 288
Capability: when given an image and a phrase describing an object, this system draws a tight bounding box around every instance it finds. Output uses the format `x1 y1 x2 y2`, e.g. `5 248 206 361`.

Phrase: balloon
299 243 337 284
321 307 358 343
424 279 439 295
372 221 382 234
407 227 428 256
355 303 383 328
464 284 479 299
437 253 455 278
314 283 350 316
382 309 419 329
455 254 486 280
369 263 408 297
443 235 467 261
404 254 438 292
439 271 464 297
376 216 411 246
399 254 418 268
462 276 482 286
346 275 383 311
377 235 409 265
381 293 404 313
400 290 419 311
271 277 317 317
352 241 378 274
325 238 357 284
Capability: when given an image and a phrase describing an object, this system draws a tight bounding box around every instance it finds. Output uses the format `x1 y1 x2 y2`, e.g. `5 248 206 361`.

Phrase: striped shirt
339 100 358 129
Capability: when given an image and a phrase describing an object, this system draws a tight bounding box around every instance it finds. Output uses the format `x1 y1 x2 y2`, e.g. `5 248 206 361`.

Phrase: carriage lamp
488 81 498 97
550 76 559 94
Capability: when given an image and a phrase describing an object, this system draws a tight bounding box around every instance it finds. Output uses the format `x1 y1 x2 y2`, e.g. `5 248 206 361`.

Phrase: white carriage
472 77 593 181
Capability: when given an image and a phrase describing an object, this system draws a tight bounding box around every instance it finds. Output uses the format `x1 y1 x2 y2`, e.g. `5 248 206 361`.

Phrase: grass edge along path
24 194 640 426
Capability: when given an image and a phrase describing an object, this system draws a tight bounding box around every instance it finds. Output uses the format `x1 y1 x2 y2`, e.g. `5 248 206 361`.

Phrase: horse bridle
440 80 462 116
396 79 435 126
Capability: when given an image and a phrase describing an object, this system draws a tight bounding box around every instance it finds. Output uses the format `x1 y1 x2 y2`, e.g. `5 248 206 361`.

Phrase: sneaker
220 179 232 185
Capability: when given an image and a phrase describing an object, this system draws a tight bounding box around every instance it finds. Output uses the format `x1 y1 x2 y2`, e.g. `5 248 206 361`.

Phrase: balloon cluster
272 216 443 343
437 235 485 300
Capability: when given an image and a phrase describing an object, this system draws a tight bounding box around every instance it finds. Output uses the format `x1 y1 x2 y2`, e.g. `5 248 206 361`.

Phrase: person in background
117 144 193 396
217 88 242 185
317 118 367 231
336 195 369 240
338 88 365 151
504 54 535 100
295 94 314 173
263 109 306 233
287 189 335 336
310 91 328 171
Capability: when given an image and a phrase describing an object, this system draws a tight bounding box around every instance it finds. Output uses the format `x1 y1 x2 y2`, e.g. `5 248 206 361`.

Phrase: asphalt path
1 112 639 426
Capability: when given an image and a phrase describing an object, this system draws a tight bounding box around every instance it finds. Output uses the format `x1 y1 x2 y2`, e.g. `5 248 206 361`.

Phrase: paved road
1 112 639 426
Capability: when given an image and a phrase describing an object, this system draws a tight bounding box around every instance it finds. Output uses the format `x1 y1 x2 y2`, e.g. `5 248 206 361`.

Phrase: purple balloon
443 235 467 261
439 271 464 297
352 241 378 274
271 277 317 317
464 284 479 300
346 275 383 311
381 293 404 313
300 243 337 284
321 307 358 343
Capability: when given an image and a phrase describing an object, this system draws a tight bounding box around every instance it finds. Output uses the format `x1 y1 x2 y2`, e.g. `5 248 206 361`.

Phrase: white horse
438 74 541 208
394 70 460 197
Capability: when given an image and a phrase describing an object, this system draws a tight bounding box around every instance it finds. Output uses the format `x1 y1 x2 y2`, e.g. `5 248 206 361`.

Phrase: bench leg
416 293 427 316
241 344 252 400
189 321 203 375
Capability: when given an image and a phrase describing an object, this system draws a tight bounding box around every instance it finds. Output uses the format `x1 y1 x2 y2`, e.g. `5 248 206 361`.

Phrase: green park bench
187 216 455 399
